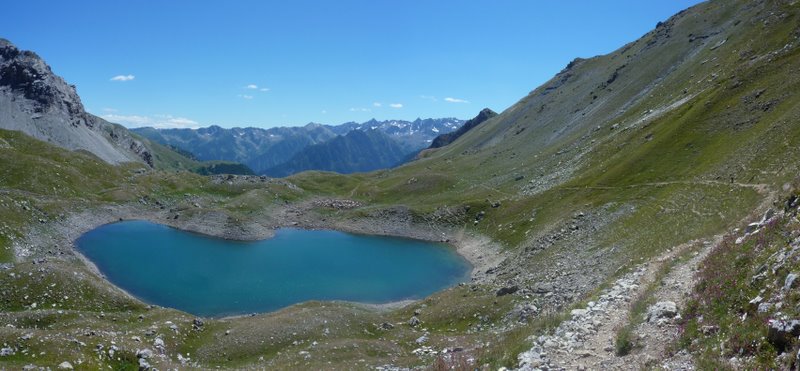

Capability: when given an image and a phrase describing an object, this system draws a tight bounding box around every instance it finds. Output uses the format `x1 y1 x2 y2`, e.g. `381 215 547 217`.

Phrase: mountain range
132 117 464 176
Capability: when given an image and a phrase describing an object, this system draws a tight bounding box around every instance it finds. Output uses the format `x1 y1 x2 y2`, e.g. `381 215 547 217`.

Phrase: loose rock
647 301 678 323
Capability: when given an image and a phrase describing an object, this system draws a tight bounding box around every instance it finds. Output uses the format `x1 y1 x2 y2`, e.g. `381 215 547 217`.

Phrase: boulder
408 316 420 327
496 285 519 297
767 319 800 352
192 318 204 329
57 362 73 370
744 222 761 234
377 322 394 330
748 295 763 311
646 301 678 323
784 273 798 291
153 337 165 350
136 348 154 359
700 325 719 335
761 208 775 224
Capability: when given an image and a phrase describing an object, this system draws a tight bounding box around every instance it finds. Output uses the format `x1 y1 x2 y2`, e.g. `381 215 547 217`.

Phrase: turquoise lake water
75 220 471 317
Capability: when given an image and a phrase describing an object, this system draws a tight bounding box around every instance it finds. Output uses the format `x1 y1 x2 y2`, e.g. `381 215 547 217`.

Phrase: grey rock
748 295 763 310
136 348 154 359
138 357 151 370
496 285 519 296
647 301 678 323
701 325 719 335
767 319 800 352
761 208 775 224
745 222 761 234
57 361 73 370
377 322 394 330
408 316 421 327
0 39 154 166
784 273 798 291
0 347 14 356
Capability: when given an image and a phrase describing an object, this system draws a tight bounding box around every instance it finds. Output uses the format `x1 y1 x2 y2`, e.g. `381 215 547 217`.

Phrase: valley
2 0 800 370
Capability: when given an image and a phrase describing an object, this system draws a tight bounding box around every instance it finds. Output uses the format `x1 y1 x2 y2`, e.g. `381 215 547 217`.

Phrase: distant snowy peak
351 118 464 138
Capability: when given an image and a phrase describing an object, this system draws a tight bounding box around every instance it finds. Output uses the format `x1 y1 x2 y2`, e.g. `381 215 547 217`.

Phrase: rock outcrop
427 108 497 149
0 38 153 165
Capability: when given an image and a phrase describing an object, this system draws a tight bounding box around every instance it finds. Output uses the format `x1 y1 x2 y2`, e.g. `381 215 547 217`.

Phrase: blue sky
2 0 703 129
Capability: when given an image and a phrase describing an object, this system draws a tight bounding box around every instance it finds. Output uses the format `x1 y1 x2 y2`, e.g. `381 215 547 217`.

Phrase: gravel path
516 237 717 370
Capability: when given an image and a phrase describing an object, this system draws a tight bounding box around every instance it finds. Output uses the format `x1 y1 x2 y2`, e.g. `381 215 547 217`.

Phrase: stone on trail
646 301 678 323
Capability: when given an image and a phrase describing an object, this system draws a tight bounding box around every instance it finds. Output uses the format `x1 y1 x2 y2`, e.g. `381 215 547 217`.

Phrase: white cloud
238 94 254 100
389 103 403 108
102 114 201 129
444 97 469 103
245 84 270 92
419 95 437 102
110 74 135 82
349 107 371 112
373 102 382 107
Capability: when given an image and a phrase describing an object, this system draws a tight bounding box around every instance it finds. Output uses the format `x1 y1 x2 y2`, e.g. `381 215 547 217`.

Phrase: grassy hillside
678 186 800 368
293 0 800 267
3 0 800 369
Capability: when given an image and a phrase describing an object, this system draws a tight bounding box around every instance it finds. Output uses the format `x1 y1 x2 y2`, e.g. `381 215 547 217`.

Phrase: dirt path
558 180 769 193
516 236 714 370
516 184 777 370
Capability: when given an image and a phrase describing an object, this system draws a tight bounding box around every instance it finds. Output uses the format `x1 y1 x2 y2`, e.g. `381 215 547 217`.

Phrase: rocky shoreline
12 198 505 317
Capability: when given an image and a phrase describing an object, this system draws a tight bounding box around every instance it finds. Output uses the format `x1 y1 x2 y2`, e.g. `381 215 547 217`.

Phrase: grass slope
3 0 800 369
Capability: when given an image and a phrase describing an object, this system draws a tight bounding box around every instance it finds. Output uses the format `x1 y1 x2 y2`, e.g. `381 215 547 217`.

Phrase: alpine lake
76 220 472 317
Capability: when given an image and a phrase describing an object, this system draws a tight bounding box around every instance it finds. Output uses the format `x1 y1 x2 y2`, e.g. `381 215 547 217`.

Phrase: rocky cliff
0 38 152 165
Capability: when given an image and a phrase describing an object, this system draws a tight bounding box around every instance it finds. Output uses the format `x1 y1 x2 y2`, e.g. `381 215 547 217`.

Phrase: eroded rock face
0 38 153 166
0 39 88 126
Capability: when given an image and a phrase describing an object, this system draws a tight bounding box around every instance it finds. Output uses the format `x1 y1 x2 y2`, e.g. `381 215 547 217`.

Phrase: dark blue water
76 221 471 317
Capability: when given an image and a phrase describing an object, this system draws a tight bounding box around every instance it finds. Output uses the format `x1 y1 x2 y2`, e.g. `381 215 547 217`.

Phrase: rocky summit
2 0 800 370
0 39 153 165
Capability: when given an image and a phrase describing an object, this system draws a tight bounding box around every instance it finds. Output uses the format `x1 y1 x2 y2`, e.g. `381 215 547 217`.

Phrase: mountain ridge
428 108 497 149
264 129 408 177
133 117 464 175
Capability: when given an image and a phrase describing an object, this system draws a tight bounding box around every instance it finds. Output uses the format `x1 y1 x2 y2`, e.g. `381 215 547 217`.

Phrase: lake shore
15 198 505 317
